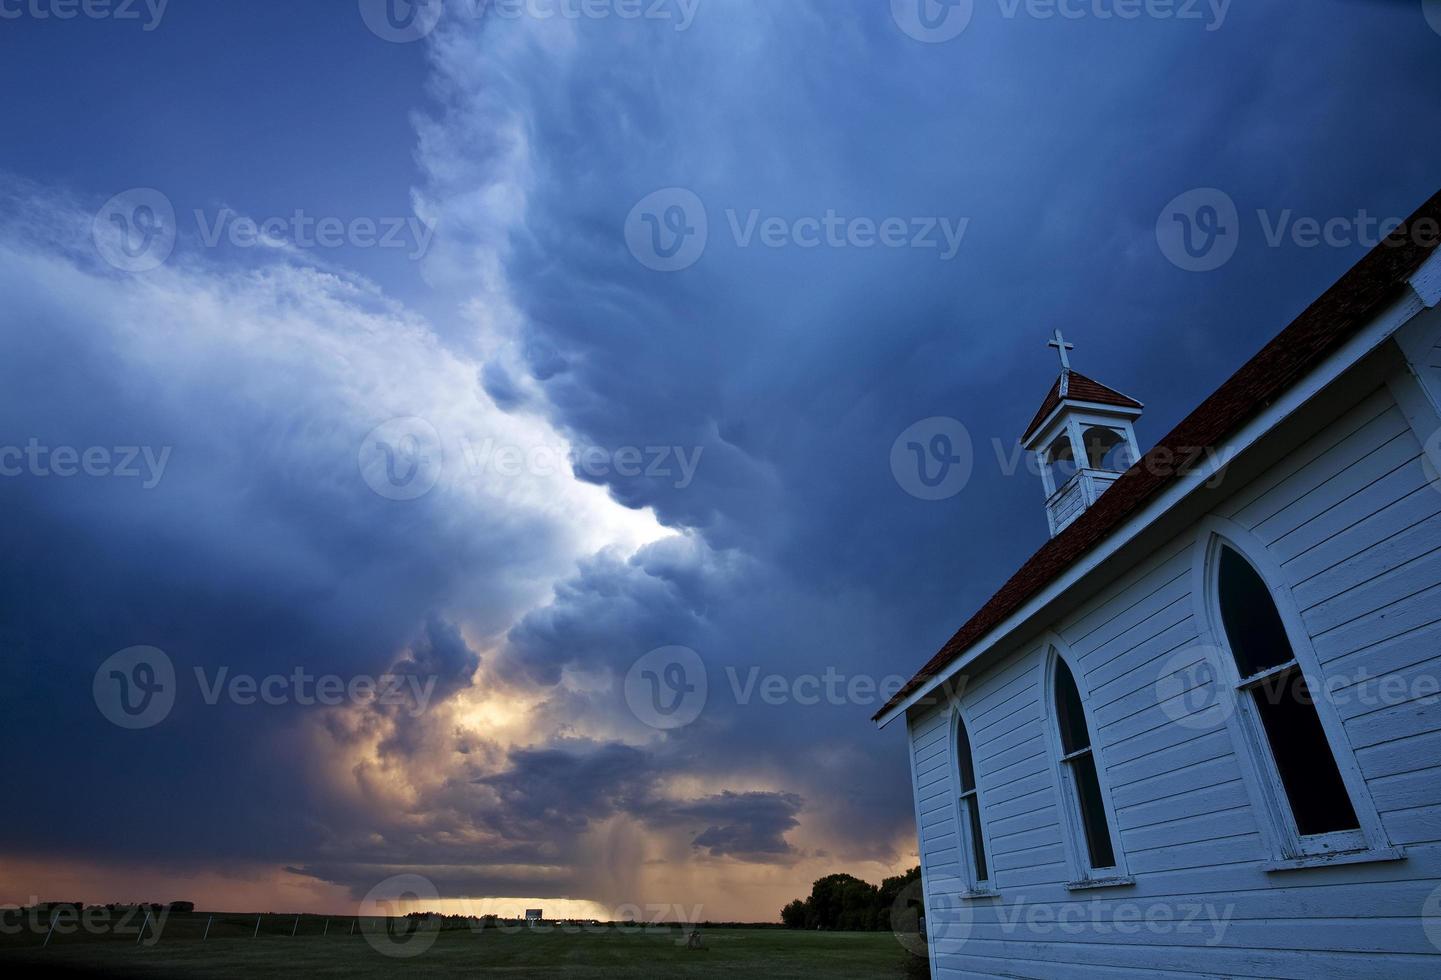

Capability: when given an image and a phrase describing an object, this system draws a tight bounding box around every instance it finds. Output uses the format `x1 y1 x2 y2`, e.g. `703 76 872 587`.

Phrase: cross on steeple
1048 329 1075 372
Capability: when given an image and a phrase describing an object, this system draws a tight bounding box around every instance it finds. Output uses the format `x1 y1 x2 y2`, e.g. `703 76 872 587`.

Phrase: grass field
0 913 923 978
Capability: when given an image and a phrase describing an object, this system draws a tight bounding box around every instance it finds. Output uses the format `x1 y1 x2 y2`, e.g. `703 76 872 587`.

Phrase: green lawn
0 915 920 978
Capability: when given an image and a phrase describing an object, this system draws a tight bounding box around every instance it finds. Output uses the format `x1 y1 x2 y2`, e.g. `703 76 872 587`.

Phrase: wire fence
3 910 694 951
2 911 507 950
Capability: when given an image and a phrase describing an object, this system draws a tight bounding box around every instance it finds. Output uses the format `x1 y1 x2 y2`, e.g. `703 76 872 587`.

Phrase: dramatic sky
3 0 1440 922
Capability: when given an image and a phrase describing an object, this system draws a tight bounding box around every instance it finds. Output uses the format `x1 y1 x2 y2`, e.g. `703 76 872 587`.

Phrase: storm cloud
3 0 1441 921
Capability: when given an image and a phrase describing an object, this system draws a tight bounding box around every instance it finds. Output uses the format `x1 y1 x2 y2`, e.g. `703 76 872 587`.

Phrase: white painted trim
1039 635 1130 884
1188 518 1392 863
1386 362 1441 492
1262 846 1405 872
1389 306 1441 435
1065 418 1087 496
876 288 1428 729
904 717 943 980
1409 248 1441 308
1387 365 1441 442
1392 304 1441 378
1064 874 1136 892
1036 448 1056 499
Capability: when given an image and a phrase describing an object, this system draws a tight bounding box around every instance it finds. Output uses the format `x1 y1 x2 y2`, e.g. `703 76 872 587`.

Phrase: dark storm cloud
392 615 483 703
500 534 735 686
413 0 1441 872
372 615 484 756
279 735 808 899
475 740 804 861
475 741 661 836
493 528 916 860
670 791 805 861
0 180 610 869
4 0 1441 916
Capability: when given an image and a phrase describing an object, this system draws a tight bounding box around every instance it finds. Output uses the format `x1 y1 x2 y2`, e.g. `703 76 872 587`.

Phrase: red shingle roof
876 188 1441 723
1022 370 1144 445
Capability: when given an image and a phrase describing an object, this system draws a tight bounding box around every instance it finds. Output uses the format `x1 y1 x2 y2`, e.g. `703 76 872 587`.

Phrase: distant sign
524 909 543 922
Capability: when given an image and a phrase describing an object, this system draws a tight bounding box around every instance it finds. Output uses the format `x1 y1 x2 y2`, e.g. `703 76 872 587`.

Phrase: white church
876 192 1441 978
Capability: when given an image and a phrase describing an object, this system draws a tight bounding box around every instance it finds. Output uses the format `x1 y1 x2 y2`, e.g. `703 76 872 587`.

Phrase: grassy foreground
0 917 918 978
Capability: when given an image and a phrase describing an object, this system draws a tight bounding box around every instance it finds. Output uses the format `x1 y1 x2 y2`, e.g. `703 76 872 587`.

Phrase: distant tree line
779 868 923 931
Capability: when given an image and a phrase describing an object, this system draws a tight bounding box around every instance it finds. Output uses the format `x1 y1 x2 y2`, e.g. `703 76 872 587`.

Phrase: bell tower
1021 331 1144 538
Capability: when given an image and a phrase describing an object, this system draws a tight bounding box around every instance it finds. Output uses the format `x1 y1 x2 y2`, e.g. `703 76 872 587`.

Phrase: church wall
909 380 1441 978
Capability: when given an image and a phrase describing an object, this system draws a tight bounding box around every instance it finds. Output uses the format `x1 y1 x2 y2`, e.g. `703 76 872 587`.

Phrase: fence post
136 911 152 946
324 918 329 936
291 915 299 937
203 915 213 941
254 914 261 938
349 919 356 936
42 913 57 948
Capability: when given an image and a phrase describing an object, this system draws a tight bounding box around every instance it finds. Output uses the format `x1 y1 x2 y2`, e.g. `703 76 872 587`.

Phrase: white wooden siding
908 382 1441 978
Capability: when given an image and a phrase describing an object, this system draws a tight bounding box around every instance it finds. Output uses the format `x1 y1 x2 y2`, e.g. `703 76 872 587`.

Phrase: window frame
1040 637 1131 888
1191 518 1393 865
949 704 996 896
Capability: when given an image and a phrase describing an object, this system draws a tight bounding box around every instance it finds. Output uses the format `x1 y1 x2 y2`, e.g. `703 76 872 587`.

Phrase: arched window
1051 654 1119 874
1083 426 1132 473
1215 545 1361 839
1045 434 1078 490
953 713 989 889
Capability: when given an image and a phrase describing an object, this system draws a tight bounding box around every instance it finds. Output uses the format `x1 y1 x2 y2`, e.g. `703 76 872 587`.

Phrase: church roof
875 187 1441 724
1022 370 1144 445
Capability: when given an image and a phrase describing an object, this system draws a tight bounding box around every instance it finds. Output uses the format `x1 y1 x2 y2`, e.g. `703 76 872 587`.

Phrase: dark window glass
955 718 977 793
1054 659 1091 756
965 797 989 882
1070 751 1117 870
1217 544 1362 838
955 717 988 883
1052 656 1118 872
1217 547 1294 677
1252 672 1360 836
